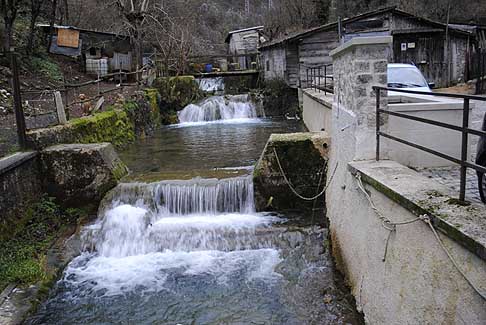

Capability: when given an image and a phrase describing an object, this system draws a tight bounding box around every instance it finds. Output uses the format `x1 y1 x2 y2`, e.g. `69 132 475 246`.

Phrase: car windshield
388 67 428 88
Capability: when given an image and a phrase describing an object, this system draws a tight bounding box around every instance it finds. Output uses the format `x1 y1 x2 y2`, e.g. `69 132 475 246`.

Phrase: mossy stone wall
253 132 330 215
26 109 136 150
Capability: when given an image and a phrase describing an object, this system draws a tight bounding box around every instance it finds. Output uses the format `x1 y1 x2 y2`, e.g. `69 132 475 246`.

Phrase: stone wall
41 143 128 207
253 132 330 215
26 109 135 150
0 152 43 240
0 143 128 238
330 37 390 160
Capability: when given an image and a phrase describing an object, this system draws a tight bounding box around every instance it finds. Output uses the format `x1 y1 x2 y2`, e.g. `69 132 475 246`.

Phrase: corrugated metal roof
259 6 473 50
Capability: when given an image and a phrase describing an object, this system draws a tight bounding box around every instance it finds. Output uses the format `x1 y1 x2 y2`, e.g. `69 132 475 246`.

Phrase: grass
0 196 82 291
30 56 64 83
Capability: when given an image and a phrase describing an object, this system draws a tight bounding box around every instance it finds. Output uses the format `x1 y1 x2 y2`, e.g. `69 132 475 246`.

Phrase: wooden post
10 50 27 149
54 91 67 124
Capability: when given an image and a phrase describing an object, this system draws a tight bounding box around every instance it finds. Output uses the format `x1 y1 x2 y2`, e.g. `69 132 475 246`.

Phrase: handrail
373 85 486 203
305 64 333 95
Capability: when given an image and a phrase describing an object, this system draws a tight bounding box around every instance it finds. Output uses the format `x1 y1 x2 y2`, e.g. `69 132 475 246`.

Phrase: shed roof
260 7 472 50
37 23 128 38
225 26 264 43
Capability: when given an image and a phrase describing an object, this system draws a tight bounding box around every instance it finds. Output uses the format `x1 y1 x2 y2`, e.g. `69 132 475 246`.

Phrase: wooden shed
260 7 475 89
38 24 133 74
225 26 265 70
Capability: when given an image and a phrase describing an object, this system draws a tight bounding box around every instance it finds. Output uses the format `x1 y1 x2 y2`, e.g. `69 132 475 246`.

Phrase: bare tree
1 0 23 51
26 0 42 54
147 4 194 75
114 0 151 70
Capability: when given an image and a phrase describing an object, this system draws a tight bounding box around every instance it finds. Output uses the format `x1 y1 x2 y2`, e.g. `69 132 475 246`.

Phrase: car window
388 67 428 88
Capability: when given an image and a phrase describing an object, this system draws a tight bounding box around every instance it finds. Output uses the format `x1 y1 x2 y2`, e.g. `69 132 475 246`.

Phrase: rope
423 216 486 301
273 147 338 201
355 172 486 301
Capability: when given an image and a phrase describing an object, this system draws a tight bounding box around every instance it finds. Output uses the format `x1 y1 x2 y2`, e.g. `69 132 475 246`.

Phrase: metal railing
373 86 486 202
305 64 333 95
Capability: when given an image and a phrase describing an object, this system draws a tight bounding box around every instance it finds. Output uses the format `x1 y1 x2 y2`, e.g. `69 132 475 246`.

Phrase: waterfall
196 77 225 93
81 175 279 258
178 95 258 123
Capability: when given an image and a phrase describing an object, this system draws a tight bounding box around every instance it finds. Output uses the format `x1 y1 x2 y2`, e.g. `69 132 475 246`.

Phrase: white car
387 63 433 93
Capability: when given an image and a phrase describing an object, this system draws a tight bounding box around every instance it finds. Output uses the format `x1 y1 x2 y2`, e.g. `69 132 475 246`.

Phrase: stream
28 95 361 324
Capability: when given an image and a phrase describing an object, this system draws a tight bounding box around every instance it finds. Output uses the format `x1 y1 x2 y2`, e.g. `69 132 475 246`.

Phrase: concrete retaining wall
327 36 486 323
386 94 477 168
332 161 486 324
302 90 333 133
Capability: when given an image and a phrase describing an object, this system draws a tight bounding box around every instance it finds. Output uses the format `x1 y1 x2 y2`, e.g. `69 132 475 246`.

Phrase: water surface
29 111 361 324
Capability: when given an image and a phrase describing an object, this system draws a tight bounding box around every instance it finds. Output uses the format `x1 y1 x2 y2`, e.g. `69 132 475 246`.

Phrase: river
28 95 361 324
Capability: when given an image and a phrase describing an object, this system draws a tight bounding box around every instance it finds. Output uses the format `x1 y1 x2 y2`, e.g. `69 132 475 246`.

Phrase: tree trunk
47 0 58 52
27 7 41 54
3 19 13 52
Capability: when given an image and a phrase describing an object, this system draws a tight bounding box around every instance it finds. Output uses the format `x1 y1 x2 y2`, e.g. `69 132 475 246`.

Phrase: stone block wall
330 37 391 160
0 152 43 240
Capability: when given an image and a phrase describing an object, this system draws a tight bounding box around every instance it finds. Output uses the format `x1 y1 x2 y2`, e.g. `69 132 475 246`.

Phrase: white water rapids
66 176 283 296
196 77 225 93
178 95 259 123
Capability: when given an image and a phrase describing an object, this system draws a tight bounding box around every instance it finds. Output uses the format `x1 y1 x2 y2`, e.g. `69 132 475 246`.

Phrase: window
266 60 270 71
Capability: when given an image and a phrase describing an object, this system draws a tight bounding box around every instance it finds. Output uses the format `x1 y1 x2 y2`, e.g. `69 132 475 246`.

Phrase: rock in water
40 143 128 206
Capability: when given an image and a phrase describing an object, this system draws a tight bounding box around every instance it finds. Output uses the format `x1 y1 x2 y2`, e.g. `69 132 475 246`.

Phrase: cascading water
196 77 225 93
29 113 360 324
178 94 258 123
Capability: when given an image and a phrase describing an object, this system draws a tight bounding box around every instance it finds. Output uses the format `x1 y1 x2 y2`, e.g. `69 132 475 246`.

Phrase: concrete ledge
0 151 38 176
348 160 486 261
330 36 393 58
302 89 333 108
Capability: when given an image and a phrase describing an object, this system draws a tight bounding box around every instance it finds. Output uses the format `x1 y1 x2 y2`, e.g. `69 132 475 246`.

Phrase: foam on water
178 95 258 123
63 174 285 297
196 77 225 92
63 249 282 297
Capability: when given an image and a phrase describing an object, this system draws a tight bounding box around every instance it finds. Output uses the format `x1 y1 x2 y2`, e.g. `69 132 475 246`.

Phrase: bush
262 78 300 117
0 197 81 290
30 56 63 83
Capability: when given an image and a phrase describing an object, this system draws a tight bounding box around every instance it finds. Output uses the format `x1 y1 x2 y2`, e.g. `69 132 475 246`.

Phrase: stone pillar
329 36 391 161
326 37 392 312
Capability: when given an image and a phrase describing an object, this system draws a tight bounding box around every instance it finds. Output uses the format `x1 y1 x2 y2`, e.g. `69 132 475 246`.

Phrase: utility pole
9 49 27 149
245 0 250 15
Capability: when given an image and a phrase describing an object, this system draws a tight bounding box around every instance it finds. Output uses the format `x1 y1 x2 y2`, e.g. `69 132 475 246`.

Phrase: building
260 7 476 88
38 24 133 75
225 26 265 70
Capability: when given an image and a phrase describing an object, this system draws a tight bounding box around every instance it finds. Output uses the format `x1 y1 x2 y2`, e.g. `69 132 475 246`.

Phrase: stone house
260 7 476 88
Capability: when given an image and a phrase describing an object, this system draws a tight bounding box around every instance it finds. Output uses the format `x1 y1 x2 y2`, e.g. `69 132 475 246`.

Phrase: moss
111 160 129 181
153 76 204 113
262 78 300 117
0 197 80 291
68 110 135 148
144 88 162 125
445 198 471 207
